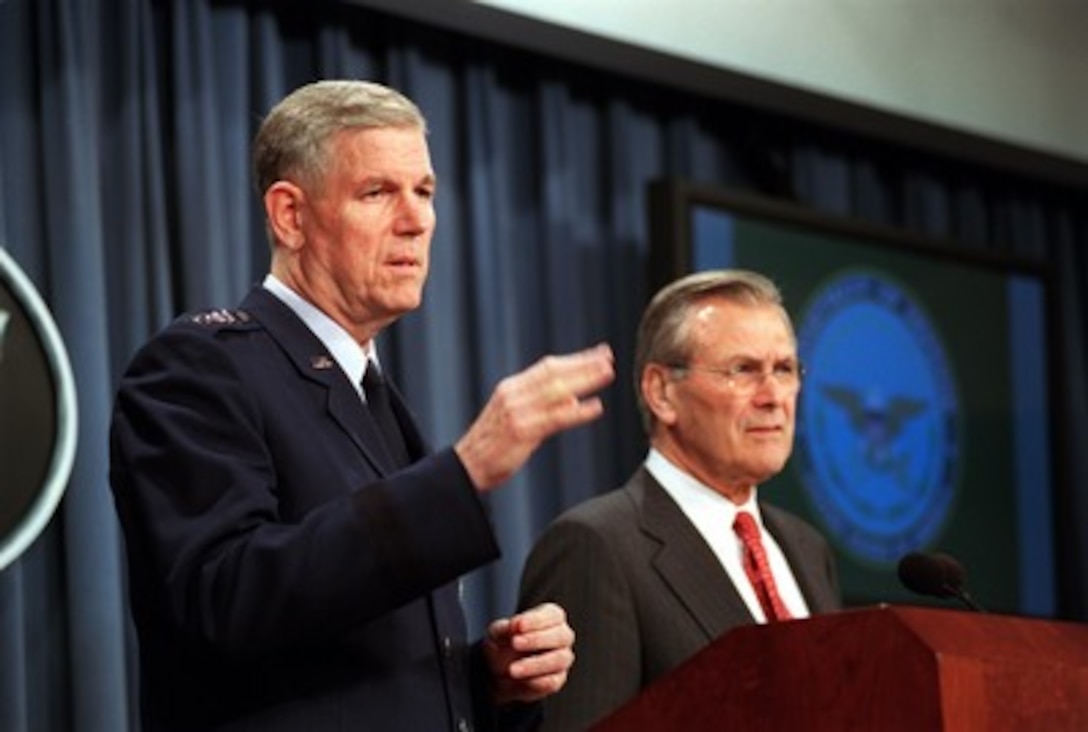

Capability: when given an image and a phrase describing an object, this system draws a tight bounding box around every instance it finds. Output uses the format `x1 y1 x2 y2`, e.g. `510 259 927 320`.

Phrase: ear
264 181 307 251
642 364 679 427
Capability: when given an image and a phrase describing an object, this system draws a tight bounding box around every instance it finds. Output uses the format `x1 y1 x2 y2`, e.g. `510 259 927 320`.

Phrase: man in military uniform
109 80 615 732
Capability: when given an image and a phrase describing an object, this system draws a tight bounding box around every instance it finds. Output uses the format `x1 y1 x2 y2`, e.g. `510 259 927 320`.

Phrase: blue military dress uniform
110 286 519 731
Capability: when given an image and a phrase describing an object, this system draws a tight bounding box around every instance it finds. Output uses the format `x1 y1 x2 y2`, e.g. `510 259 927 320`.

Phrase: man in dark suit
518 269 842 731
109 80 615 732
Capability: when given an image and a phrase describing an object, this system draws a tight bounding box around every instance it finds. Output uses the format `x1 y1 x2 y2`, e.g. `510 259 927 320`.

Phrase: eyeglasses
666 359 805 393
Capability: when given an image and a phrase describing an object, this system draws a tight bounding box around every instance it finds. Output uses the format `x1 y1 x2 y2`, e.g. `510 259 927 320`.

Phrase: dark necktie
362 364 411 468
733 511 793 622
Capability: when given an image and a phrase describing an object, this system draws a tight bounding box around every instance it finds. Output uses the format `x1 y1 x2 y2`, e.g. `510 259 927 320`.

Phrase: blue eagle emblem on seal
794 271 960 564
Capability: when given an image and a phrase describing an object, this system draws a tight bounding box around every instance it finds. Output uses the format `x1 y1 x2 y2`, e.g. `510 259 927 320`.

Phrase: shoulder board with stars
188 308 253 326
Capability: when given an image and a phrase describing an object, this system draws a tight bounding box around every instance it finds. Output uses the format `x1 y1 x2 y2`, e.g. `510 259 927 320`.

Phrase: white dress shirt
645 448 811 623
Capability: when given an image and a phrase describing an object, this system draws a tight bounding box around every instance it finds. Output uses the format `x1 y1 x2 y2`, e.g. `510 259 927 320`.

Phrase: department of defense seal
794 271 960 564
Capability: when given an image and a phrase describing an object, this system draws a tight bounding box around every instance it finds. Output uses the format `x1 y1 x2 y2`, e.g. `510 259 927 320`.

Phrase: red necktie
733 511 792 622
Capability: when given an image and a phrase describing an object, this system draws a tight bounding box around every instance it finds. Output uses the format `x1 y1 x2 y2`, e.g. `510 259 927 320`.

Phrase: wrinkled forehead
686 300 797 356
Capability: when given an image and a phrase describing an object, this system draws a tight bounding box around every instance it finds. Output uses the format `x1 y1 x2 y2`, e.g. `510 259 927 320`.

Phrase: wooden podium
592 605 1088 731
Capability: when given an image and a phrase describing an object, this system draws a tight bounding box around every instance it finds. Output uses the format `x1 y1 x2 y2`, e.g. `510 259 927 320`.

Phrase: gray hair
252 79 427 197
634 269 791 433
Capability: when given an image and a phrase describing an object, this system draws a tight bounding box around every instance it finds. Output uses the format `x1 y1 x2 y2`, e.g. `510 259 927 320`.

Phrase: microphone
896 552 985 612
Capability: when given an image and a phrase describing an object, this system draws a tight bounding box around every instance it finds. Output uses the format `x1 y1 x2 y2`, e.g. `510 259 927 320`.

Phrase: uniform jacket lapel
238 287 398 476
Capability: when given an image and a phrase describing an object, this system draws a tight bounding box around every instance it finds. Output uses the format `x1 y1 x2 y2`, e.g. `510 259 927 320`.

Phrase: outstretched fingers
455 344 615 490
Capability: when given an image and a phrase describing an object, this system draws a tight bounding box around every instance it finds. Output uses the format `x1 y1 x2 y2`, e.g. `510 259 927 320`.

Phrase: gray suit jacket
518 467 842 731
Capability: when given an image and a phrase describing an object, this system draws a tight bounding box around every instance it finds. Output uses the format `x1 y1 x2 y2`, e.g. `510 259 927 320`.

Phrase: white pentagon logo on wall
0 247 78 571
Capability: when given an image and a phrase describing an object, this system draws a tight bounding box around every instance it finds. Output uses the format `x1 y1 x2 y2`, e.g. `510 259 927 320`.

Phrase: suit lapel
238 287 396 476
633 470 755 640
762 504 836 613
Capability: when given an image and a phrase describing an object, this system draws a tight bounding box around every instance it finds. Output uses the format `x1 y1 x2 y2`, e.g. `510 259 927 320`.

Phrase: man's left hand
483 602 575 706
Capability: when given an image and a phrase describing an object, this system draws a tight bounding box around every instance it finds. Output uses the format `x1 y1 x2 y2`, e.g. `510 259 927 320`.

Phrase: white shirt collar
262 274 377 392
643 447 810 622
644 447 762 526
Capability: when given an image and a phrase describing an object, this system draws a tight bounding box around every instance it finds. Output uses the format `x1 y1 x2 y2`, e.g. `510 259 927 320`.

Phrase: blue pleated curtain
0 0 1085 730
